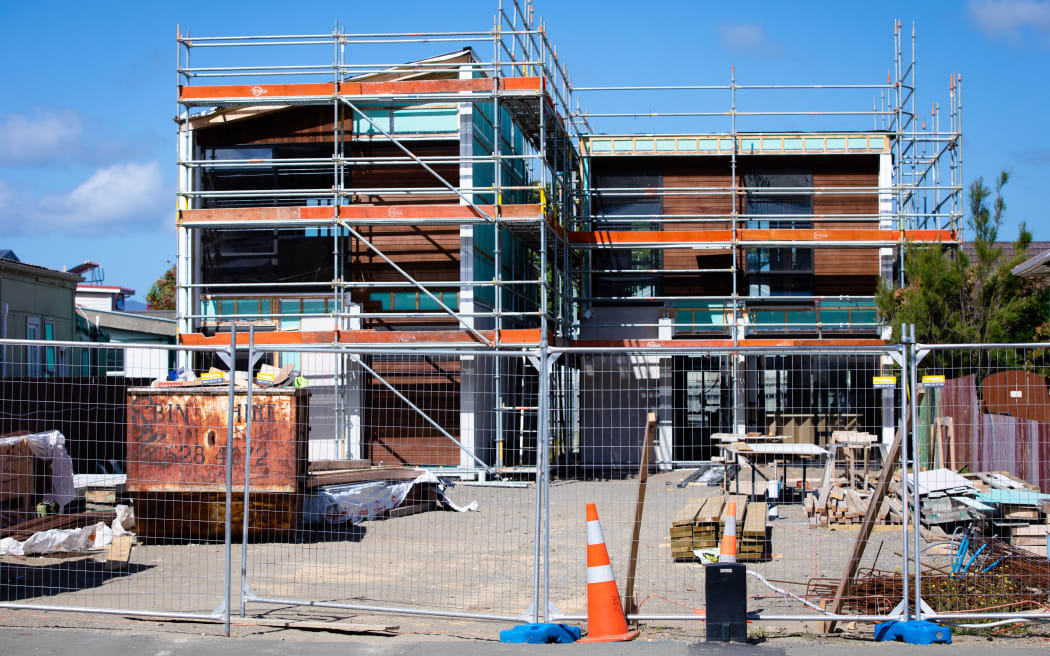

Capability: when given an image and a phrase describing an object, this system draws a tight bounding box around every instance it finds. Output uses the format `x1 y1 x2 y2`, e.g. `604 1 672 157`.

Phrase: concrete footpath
1 624 1048 656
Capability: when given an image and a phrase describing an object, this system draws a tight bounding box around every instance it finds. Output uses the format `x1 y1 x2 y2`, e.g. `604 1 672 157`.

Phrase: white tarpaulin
307 470 477 525
0 430 75 508
0 504 134 557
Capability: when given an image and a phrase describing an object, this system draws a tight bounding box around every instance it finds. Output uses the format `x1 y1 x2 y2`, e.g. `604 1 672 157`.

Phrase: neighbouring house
66 261 177 378
0 252 82 377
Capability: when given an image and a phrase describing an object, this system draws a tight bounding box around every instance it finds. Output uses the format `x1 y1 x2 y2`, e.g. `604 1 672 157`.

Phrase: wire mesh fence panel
545 347 909 624
239 346 542 620
0 340 230 618
910 343 1050 624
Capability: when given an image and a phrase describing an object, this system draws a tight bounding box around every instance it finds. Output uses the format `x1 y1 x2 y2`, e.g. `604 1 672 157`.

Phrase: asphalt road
1 625 1047 656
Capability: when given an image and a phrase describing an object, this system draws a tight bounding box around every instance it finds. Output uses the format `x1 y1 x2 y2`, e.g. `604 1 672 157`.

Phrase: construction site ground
1 472 1047 647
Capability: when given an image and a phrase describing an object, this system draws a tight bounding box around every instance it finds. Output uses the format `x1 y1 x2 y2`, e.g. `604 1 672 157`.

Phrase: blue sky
2 0 1048 304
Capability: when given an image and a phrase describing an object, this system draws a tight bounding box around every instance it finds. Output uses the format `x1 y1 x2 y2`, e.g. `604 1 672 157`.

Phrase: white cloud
969 0 1050 43
719 24 768 51
0 109 82 166
0 161 170 236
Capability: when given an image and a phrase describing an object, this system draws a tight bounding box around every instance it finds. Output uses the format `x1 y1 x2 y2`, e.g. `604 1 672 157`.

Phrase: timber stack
670 494 768 562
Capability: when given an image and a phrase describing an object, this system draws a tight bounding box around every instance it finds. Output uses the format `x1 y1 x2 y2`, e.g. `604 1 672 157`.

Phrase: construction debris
808 536 1050 616
0 505 134 557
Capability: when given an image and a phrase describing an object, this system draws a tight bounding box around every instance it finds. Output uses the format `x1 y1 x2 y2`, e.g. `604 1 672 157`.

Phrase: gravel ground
0 471 1037 644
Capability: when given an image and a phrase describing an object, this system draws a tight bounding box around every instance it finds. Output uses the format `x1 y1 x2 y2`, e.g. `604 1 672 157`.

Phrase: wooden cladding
365 356 461 466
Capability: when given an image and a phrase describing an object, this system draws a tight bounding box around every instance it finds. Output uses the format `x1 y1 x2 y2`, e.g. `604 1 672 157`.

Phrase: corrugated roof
0 257 83 282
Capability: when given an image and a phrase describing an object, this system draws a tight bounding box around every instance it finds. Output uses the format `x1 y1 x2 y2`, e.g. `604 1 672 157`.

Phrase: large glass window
591 174 662 299
200 228 341 290
201 144 334 209
743 171 814 297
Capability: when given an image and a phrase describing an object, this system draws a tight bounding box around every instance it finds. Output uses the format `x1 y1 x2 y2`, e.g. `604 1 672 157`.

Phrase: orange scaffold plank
179 82 337 101
179 328 543 347
567 229 957 246
179 77 543 102
177 204 545 224
568 338 887 348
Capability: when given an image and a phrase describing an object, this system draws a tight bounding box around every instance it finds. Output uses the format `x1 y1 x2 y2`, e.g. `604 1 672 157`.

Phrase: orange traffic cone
719 500 738 563
579 503 640 643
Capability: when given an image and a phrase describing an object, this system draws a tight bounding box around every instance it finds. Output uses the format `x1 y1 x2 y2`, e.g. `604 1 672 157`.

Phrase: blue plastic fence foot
500 623 582 644
874 620 951 645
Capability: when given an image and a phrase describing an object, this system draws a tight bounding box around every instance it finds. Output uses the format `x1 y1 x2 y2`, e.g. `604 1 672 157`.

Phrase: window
26 317 41 377
591 173 663 299
44 321 55 376
743 171 814 297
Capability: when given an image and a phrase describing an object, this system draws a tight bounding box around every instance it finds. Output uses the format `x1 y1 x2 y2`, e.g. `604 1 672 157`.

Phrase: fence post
532 344 548 623
898 326 911 622
241 326 254 617
908 324 923 620
223 326 237 637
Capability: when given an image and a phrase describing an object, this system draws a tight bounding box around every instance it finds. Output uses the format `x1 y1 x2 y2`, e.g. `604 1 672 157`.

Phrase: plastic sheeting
0 430 75 509
305 470 477 525
0 504 134 557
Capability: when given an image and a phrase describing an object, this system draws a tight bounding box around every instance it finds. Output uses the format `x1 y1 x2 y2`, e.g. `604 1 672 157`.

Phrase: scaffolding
174 4 962 471
567 20 961 343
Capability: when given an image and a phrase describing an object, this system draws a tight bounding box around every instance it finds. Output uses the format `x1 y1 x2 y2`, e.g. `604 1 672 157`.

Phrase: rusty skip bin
126 387 309 494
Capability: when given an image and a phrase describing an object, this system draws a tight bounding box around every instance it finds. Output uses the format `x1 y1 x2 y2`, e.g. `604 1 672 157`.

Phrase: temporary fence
905 340 1050 628
0 337 233 628
1 334 1048 635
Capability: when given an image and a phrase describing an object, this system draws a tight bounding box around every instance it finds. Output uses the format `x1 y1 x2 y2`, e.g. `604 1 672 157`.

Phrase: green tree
876 172 1048 349
146 264 176 310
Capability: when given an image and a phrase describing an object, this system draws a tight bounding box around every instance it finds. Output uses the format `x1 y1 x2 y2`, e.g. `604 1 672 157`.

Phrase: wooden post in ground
623 412 656 622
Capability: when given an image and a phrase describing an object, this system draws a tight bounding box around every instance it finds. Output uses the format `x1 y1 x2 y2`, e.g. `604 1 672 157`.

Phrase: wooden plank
624 412 656 621
844 489 865 516
817 444 838 512
742 502 766 537
826 391 919 633
1 511 117 542
104 535 134 570
672 497 703 525
85 488 119 505
306 467 420 488
720 495 747 525
229 617 399 634
309 460 371 472
696 497 724 523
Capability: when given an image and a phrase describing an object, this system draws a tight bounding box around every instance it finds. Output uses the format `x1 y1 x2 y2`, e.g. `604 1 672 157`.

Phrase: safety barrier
1 334 1047 636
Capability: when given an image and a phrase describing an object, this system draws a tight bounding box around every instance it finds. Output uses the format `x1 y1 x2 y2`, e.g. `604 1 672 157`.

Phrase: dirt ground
0 471 1037 644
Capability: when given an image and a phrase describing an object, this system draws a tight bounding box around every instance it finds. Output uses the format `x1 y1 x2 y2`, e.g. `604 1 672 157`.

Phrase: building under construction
174 3 962 475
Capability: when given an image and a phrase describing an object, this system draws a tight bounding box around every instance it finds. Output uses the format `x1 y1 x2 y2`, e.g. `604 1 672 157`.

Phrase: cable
746 570 832 615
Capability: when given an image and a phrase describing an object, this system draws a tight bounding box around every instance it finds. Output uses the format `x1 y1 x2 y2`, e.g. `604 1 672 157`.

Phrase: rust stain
126 389 307 494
